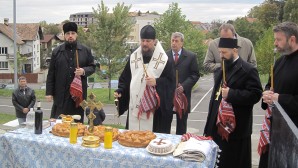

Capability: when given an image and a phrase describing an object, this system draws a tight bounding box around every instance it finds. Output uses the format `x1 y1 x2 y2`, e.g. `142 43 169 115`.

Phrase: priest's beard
65 40 77 49
142 48 154 58
276 42 292 56
223 54 234 70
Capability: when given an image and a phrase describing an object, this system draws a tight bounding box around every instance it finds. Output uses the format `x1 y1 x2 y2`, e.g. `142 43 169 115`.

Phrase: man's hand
222 87 230 98
176 84 184 94
23 108 29 114
45 95 53 102
114 91 122 98
75 68 85 76
262 90 278 105
145 76 156 86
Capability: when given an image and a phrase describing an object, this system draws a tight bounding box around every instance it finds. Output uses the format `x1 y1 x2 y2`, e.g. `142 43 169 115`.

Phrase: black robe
259 49 298 168
204 57 262 168
46 42 95 122
117 53 175 134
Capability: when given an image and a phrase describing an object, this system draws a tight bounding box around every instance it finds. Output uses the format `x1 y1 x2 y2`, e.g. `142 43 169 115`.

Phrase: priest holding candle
204 37 262 168
259 21 298 168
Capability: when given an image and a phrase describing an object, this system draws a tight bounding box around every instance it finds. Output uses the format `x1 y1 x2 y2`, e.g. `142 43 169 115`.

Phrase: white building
69 12 94 27
0 19 43 74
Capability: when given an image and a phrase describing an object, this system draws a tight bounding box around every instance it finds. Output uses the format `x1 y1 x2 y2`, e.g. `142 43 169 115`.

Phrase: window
0 47 8 55
0 61 8 69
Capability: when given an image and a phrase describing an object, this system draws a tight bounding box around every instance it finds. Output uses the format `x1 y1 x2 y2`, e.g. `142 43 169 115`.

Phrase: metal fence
269 102 298 168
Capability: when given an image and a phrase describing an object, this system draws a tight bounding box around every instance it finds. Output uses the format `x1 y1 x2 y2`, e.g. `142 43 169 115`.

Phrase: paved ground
0 74 263 167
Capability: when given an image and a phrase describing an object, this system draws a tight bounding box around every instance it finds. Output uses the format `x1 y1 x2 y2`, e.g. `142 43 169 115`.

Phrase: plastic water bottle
26 108 35 129
34 101 43 134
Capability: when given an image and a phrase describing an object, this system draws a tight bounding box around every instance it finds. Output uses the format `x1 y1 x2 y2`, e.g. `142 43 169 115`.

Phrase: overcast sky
0 0 264 24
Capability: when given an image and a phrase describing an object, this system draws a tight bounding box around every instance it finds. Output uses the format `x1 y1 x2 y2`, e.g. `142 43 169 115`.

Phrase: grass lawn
0 88 116 104
259 74 269 85
0 113 16 124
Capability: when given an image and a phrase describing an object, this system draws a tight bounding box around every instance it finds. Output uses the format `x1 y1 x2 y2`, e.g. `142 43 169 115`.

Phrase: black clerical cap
140 25 156 39
63 22 78 33
218 38 238 48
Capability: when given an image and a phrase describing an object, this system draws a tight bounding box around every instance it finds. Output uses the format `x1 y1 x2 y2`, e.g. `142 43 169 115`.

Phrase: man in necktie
166 32 200 135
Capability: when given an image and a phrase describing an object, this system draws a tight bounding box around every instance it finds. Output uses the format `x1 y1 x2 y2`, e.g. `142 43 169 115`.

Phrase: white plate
146 145 176 156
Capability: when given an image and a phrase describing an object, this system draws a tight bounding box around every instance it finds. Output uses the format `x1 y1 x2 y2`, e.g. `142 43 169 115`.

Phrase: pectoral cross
80 92 103 133
215 86 222 101
152 53 165 69
131 52 141 69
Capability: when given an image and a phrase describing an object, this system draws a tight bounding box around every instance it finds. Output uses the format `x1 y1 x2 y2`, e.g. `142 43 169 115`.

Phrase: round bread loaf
51 123 86 137
118 130 156 148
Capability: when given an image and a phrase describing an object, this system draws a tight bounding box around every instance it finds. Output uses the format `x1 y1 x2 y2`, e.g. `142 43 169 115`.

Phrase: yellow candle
222 59 226 83
271 65 274 90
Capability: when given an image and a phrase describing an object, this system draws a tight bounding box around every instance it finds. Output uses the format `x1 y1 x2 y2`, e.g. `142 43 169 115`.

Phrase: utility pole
13 0 18 88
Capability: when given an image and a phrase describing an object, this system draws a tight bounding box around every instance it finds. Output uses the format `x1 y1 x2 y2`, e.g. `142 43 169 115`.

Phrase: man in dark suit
166 32 200 135
203 38 262 168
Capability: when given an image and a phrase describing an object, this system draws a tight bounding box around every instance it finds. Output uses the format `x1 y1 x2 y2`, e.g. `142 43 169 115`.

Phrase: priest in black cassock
203 38 262 168
259 22 298 168
114 25 175 134
46 22 95 123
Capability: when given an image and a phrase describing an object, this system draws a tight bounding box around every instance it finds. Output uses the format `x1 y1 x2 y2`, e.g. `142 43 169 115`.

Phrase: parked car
92 83 103 89
0 84 6 89
40 84 46 89
5 84 15 90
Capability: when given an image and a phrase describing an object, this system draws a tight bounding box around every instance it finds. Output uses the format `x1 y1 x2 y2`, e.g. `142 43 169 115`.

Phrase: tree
153 3 189 49
247 2 279 28
255 27 278 75
283 0 298 23
205 19 225 39
39 21 60 35
154 3 207 74
91 1 134 100
233 17 265 45
9 51 27 74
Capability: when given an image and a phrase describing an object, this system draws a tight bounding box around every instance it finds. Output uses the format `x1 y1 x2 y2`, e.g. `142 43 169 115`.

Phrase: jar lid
70 122 78 127
105 126 113 131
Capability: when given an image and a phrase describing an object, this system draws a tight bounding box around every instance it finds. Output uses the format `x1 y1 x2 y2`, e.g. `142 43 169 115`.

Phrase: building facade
0 19 43 76
69 12 94 27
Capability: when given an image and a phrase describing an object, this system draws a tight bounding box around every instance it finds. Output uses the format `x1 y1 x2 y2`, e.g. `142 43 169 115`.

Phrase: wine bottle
34 101 43 134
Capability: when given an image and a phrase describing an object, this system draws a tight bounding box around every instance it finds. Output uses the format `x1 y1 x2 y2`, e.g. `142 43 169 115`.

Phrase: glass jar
69 123 78 144
104 126 113 149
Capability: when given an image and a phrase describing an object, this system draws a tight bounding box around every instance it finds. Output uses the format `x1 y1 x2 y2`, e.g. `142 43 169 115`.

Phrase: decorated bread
84 125 119 142
118 130 156 148
51 122 86 137
147 138 173 154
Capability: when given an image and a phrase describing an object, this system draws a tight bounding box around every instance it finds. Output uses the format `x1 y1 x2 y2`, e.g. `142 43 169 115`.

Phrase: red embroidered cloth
216 98 236 141
258 107 272 155
70 75 83 108
181 132 212 142
173 85 188 119
138 85 160 119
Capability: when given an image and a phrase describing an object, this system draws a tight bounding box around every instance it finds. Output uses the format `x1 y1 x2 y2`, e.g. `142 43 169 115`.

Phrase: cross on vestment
215 85 222 101
131 52 141 69
80 93 103 133
152 53 166 69
154 139 166 145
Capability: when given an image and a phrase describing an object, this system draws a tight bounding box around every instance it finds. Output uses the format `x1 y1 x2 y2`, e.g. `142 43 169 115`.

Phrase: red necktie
175 53 179 64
